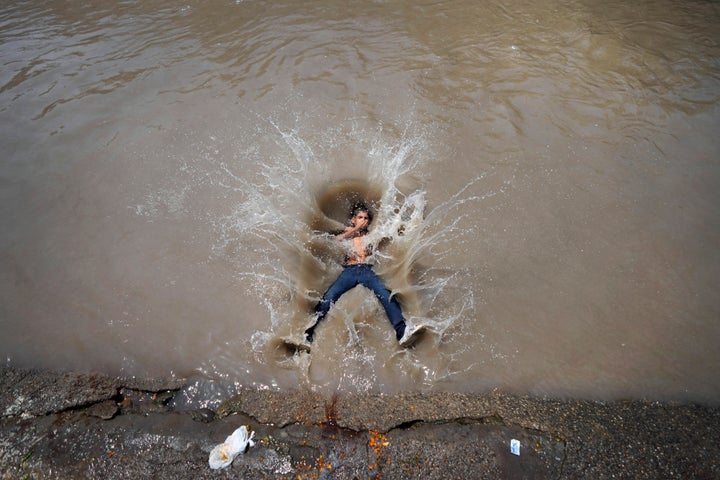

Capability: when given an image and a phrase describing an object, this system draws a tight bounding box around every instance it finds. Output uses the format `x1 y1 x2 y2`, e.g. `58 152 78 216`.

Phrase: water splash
210 120 485 394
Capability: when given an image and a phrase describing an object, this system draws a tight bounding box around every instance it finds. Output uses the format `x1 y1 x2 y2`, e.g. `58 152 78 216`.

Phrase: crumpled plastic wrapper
208 425 256 470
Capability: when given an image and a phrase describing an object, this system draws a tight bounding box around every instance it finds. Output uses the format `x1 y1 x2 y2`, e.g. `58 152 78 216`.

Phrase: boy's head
350 203 373 224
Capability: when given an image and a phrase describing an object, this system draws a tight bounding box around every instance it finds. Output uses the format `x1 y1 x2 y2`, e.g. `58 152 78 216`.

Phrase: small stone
85 400 119 420
190 408 216 423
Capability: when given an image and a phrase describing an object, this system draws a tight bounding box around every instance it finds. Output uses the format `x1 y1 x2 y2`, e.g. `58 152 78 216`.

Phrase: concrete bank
1 366 718 479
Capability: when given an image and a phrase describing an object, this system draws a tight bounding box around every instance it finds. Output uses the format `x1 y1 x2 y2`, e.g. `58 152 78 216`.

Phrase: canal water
1 0 718 406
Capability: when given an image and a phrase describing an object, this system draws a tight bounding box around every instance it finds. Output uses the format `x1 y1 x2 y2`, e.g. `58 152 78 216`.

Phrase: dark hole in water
309 179 383 232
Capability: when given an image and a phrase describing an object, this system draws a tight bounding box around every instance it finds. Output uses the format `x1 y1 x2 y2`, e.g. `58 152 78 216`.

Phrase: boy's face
352 211 370 228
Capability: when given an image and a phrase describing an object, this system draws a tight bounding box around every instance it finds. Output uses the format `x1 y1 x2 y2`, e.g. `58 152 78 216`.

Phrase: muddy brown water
1 0 718 406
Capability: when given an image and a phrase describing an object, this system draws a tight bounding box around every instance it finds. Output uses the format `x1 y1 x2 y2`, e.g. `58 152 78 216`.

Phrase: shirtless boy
303 204 425 348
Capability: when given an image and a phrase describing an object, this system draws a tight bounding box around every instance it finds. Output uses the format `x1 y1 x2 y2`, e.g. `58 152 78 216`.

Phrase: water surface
1 0 719 406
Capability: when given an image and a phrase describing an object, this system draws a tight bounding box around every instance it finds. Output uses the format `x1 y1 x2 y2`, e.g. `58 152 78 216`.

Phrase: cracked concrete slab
1 366 718 479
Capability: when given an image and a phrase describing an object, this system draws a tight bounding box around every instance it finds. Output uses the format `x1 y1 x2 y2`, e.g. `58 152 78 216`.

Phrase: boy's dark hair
351 203 373 223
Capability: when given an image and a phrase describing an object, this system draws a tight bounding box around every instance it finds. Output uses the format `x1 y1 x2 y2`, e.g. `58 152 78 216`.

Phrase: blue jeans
305 264 406 341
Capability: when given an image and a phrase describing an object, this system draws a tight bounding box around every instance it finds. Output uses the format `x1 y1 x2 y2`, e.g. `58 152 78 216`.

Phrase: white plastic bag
208 425 256 470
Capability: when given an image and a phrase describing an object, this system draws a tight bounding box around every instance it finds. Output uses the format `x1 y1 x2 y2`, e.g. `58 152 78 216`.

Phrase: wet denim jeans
305 263 406 341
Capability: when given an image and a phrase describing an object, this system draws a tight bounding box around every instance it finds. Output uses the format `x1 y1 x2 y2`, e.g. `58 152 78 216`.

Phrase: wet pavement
1 366 718 479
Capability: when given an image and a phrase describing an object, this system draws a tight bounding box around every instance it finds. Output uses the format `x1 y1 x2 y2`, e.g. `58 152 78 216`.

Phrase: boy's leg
305 267 358 342
359 268 406 340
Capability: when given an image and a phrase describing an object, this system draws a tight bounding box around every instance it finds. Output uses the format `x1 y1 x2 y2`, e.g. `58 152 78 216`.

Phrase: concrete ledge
1 366 718 479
